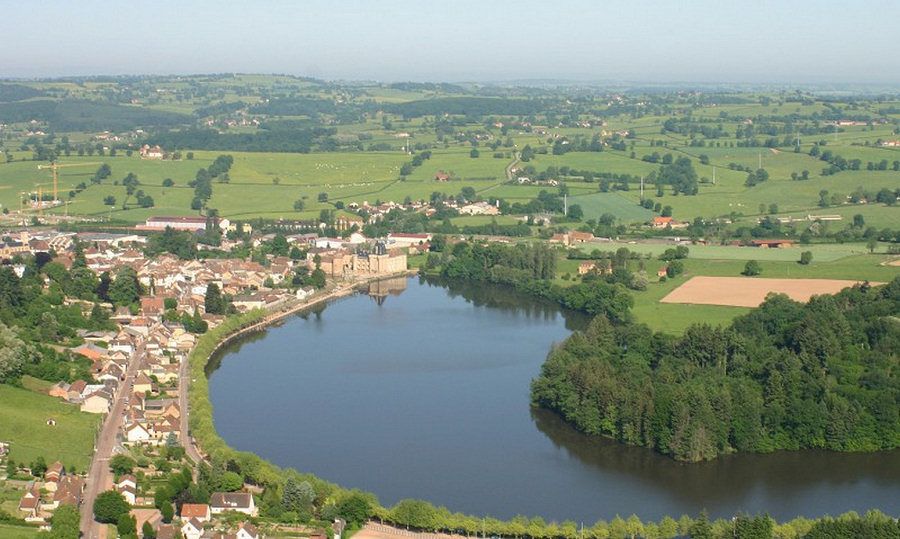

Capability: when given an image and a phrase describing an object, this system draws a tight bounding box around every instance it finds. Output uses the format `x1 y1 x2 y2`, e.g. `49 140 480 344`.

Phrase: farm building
143 216 209 232
751 239 794 249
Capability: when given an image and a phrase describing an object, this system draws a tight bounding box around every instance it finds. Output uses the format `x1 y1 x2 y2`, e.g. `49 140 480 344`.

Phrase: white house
181 518 204 539
237 522 260 539
210 492 257 516
124 422 151 444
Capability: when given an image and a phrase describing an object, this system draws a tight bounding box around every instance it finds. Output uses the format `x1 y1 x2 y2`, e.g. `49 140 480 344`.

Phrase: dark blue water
209 276 900 522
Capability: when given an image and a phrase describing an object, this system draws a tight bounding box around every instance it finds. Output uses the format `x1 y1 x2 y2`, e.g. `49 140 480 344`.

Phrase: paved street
79 344 144 539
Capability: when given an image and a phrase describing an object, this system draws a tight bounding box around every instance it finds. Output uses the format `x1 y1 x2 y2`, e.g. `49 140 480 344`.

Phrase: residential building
210 492 257 516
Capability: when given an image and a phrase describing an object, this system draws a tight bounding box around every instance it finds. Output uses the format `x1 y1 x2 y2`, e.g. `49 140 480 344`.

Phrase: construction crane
20 181 53 215
37 161 100 204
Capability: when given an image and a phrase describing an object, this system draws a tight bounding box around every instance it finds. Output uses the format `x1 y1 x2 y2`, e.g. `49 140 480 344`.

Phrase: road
79 343 144 539
178 346 204 466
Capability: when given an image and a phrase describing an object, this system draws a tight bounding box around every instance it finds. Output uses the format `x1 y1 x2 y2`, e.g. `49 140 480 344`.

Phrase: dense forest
531 277 900 461
0 99 188 131
147 127 337 152
435 241 636 323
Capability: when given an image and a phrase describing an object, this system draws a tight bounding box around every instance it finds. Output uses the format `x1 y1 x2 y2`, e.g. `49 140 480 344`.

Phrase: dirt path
356 522 469 539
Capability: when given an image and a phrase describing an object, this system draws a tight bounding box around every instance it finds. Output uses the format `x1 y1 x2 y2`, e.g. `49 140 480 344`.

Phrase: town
0 217 417 539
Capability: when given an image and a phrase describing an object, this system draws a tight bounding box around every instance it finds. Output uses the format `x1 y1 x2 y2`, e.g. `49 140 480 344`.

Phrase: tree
162 178 174 187
742 260 762 276
337 491 374 526
470 148 480 158
48 504 80 539
282 478 315 514
31 456 47 477
799 251 813 265
142 520 157 539
317 192 328 203
0 322 36 383
688 512 713 539
108 267 141 306
567 204 583 220
217 470 243 492
93 490 131 523
293 199 305 212
160 501 174 523
204 283 225 315
103 195 116 206
867 237 878 253
117 512 137 538
109 454 135 476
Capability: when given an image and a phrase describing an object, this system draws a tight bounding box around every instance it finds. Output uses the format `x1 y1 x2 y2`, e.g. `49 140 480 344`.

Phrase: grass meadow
0 383 100 472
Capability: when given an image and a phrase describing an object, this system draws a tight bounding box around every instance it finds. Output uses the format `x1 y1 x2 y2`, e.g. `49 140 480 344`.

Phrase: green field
562 240 898 334
1 76 898 236
0 524 39 539
583 241 880 262
568 192 654 223
0 384 100 472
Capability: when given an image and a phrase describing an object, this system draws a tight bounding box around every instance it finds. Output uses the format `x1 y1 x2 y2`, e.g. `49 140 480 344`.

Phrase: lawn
0 384 100 472
0 524 39 539
568 192 654 223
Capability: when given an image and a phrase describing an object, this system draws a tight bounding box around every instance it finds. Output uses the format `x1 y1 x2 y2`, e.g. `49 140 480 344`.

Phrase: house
458 201 500 216
18 486 41 521
180 503 211 523
140 144 165 159
141 297 166 317
157 524 177 539
52 475 83 508
66 380 87 402
651 216 674 229
133 372 154 395
181 518 204 539
210 492 257 516
550 231 594 247
657 267 669 278
434 171 451 182
124 422 152 444
117 474 137 491
117 482 136 504
48 381 70 399
237 522 260 539
80 390 112 414
71 343 108 362
577 261 598 275
44 461 65 489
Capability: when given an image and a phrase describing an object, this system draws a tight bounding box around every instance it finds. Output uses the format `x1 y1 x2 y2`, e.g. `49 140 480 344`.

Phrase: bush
742 260 762 276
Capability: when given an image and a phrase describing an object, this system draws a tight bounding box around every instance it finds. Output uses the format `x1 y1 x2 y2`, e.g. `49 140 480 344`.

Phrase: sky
2 0 899 84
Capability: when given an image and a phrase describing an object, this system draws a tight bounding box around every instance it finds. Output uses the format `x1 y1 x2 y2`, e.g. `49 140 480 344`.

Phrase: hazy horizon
3 0 899 85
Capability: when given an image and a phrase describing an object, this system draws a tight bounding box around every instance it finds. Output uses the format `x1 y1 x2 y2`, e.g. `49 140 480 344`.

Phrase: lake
209 276 900 522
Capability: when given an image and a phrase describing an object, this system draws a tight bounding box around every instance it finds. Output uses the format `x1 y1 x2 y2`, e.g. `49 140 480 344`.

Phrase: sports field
660 276 875 307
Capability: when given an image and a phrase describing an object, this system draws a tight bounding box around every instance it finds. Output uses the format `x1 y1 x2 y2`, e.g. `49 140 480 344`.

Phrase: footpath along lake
209 276 900 522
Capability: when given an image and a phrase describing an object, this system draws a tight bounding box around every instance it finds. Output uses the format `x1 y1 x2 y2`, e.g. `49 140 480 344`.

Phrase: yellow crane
37 161 101 204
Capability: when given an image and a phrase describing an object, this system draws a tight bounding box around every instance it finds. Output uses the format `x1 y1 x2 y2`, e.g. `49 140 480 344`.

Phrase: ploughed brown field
660 276 877 308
